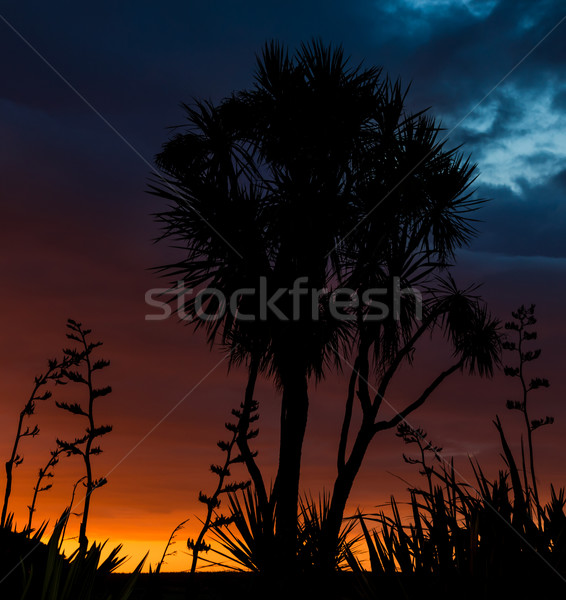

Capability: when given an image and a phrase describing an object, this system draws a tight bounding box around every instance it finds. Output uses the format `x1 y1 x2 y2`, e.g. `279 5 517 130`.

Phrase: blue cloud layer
1 0 565 260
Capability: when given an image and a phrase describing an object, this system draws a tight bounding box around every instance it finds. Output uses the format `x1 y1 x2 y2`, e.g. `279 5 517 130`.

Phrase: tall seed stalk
396 423 442 498
187 397 258 574
152 518 190 574
56 319 113 553
26 446 64 535
1 353 72 528
503 304 552 521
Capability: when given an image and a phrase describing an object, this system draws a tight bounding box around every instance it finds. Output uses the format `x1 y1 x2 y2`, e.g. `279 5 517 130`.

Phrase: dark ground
1 529 563 600
106 571 566 600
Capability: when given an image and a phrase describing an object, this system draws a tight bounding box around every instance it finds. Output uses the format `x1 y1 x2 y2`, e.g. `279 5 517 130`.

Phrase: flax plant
503 304 552 518
187 397 258 573
26 446 64 536
56 319 113 553
151 518 190 574
1 350 75 528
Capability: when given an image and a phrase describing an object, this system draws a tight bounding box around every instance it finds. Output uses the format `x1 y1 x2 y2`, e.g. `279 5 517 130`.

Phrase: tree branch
357 340 372 415
374 311 439 414
338 358 359 473
236 356 269 516
374 360 463 433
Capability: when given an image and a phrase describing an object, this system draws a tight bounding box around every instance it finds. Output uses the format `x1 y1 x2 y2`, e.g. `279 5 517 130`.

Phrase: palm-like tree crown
152 40 495 380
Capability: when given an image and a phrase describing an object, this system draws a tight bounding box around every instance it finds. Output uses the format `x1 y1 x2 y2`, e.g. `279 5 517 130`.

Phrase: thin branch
375 361 463 433
338 358 359 473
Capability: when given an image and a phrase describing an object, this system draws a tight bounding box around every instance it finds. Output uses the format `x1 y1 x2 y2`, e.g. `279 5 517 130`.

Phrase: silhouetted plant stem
1 355 71 528
60 475 87 547
189 428 238 574
520 435 529 500
504 305 552 526
188 379 256 573
515 310 537 510
26 447 64 535
57 319 113 553
153 518 189 573
396 423 442 498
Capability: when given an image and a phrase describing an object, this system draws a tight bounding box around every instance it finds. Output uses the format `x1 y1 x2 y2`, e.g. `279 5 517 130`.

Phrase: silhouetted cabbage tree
151 40 500 570
321 278 501 569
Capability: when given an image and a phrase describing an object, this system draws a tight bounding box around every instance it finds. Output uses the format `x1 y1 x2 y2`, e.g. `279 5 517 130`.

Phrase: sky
1 0 566 572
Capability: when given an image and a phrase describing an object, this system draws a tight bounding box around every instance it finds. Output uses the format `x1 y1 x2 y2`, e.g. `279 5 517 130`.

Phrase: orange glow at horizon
1 313 565 573
2 0 566 579
1 186 566 574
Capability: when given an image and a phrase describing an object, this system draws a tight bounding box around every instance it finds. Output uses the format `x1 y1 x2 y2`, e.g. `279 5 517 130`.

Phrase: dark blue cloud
1 0 565 260
469 170 566 258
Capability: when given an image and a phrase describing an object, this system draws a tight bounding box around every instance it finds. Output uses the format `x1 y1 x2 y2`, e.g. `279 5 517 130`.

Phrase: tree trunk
324 360 463 564
274 366 309 571
237 358 270 520
324 423 374 568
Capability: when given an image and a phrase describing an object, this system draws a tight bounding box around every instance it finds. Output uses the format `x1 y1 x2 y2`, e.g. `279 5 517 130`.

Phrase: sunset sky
1 0 566 572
